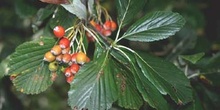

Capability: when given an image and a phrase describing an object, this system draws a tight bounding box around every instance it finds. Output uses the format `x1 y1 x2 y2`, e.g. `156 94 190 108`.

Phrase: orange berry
90 20 97 27
86 57 90 63
51 45 62 55
110 21 117 31
44 51 56 62
76 52 87 65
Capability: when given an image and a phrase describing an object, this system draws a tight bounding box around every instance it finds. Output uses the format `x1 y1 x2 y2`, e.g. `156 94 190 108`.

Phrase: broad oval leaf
111 47 169 110
123 11 186 42
116 0 147 27
68 51 118 110
61 0 87 20
136 53 193 104
133 63 170 110
8 37 56 94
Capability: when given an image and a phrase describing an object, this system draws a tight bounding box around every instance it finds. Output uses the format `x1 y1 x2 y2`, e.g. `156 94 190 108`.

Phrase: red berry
71 53 78 63
62 46 70 54
66 75 74 83
76 52 87 65
51 45 62 55
53 25 65 38
95 24 103 32
56 54 63 62
103 20 111 30
102 29 112 37
59 37 70 49
44 51 56 62
110 21 117 31
70 63 80 74
62 53 72 64
64 67 73 77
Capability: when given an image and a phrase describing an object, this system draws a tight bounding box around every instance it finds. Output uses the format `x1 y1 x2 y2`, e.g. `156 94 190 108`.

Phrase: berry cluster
43 3 118 84
90 20 117 37
44 25 90 83
85 3 117 42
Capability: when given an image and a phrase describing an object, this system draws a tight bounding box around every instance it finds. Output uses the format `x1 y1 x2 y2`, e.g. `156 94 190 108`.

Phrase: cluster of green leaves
0 0 196 110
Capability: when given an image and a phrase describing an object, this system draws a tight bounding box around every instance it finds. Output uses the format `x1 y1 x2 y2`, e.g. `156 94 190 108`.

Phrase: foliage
1 0 220 110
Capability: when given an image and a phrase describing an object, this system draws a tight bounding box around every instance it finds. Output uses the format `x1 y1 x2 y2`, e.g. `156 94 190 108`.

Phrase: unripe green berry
48 61 58 72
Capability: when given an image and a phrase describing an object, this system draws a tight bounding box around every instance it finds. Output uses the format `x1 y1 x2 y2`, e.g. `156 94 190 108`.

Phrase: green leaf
111 48 169 110
15 0 38 18
123 11 186 42
8 37 56 94
113 61 143 109
61 0 87 20
49 7 77 29
181 52 205 64
136 53 193 104
179 90 204 110
116 0 147 27
133 62 170 110
68 51 118 110
36 7 54 22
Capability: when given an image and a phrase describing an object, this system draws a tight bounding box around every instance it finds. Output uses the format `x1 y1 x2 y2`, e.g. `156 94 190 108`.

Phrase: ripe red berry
95 24 103 33
62 53 72 64
110 21 117 31
53 25 65 38
66 75 74 83
71 53 78 63
51 45 62 55
103 20 111 30
59 37 70 49
64 67 73 77
70 63 80 74
76 52 87 65
44 51 56 62
102 29 112 37
62 46 70 54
